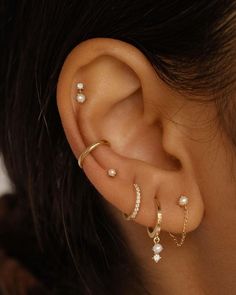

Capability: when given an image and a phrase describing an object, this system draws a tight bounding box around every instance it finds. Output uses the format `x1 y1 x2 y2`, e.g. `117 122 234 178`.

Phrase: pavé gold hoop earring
78 139 110 168
123 183 141 221
169 195 189 247
147 198 163 263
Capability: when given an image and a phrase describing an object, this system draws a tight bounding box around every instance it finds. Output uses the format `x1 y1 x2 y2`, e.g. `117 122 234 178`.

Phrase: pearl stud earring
178 195 189 207
107 168 117 177
75 82 86 103
169 195 189 247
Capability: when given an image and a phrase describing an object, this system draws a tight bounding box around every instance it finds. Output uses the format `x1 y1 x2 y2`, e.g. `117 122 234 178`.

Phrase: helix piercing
169 195 189 247
147 198 163 263
123 183 141 221
78 139 110 168
75 82 86 103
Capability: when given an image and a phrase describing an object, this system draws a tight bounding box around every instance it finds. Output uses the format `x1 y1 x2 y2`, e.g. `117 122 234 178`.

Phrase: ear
57 38 204 234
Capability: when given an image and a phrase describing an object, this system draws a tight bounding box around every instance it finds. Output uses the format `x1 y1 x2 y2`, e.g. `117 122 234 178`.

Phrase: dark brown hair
0 1 236 294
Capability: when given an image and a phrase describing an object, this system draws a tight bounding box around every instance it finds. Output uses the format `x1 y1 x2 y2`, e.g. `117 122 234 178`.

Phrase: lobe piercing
107 168 117 177
169 195 189 247
75 82 86 103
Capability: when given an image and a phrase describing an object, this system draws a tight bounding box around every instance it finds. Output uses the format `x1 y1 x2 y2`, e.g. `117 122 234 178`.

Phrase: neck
110 206 236 295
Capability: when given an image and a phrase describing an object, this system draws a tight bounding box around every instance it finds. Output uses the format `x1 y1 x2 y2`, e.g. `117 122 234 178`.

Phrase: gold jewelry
123 183 141 221
147 198 163 263
78 139 110 168
169 195 189 247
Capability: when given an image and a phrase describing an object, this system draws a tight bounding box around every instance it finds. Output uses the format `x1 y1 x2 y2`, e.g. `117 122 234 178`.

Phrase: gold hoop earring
78 139 110 168
169 195 189 247
123 183 141 221
147 198 163 263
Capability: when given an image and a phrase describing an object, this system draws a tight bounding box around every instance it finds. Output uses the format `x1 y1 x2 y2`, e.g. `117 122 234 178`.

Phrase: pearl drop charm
107 168 117 177
75 93 86 103
152 242 163 263
178 195 189 207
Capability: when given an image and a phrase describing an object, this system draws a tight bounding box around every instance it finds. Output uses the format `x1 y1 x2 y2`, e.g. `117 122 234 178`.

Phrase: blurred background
0 155 12 196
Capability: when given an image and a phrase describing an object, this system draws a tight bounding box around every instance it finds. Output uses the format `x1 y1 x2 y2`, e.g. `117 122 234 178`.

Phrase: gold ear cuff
78 139 110 168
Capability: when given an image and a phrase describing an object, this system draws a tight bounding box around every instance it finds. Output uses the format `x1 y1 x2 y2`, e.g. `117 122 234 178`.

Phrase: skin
57 38 236 295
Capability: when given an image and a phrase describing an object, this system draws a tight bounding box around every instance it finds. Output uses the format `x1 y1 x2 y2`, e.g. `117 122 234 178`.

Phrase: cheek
186 118 236 216
170 101 236 213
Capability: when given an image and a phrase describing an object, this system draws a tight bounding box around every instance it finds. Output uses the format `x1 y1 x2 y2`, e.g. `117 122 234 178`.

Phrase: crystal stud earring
75 82 86 103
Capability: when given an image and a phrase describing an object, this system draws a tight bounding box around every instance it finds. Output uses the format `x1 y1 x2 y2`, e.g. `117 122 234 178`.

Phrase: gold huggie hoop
169 195 189 247
147 198 162 239
147 197 163 263
78 139 110 168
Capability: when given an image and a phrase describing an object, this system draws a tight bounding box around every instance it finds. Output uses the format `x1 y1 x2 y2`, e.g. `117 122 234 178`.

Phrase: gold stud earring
75 82 86 103
169 195 189 247
147 198 163 263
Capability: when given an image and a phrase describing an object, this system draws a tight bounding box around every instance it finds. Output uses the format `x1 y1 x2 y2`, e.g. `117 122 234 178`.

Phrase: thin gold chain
169 205 188 247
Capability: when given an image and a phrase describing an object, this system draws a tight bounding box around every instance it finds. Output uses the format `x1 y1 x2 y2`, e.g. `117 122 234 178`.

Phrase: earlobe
57 38 204 240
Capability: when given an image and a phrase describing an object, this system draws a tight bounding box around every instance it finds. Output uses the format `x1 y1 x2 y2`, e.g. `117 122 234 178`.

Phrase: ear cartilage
107 168 117 177
169 195 189 247
123 183 141 221
75 82 86 103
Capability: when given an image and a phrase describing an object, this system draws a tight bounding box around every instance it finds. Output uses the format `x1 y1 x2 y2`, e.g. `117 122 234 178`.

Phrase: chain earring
169 195 189 247
147 198 163 263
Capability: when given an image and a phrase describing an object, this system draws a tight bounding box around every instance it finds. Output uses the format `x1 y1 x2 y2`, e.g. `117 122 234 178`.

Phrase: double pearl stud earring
75 82 86 103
